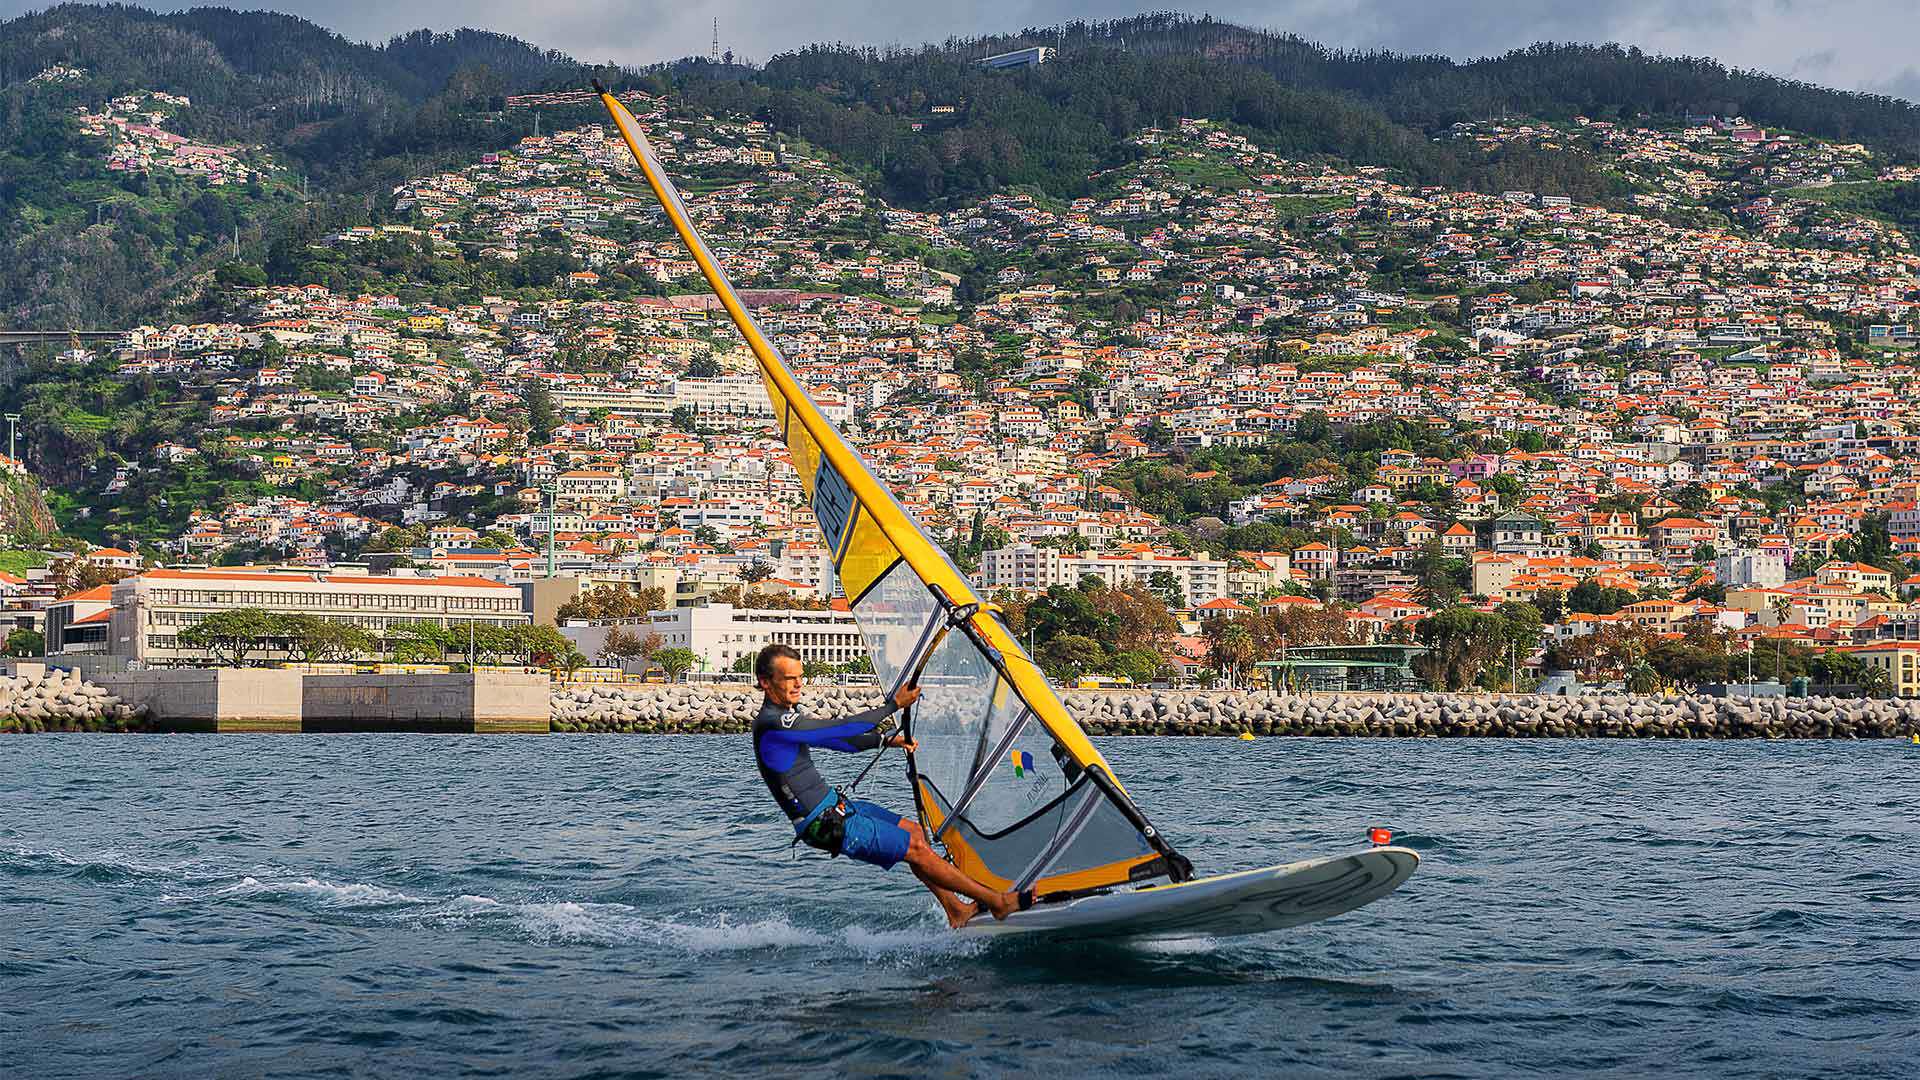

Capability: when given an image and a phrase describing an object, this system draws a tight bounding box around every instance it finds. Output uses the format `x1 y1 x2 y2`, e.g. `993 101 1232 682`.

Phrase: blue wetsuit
753 695 912 869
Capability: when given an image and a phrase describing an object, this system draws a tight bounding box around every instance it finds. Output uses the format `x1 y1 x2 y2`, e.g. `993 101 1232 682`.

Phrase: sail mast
593 84 1189 892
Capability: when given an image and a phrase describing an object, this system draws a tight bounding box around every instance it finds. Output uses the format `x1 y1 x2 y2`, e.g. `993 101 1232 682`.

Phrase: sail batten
595 89 1187 896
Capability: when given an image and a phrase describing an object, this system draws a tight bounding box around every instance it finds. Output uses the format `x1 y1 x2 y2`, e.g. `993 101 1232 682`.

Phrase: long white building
51 567 528 667
561 602 866 673
979 544 1231 605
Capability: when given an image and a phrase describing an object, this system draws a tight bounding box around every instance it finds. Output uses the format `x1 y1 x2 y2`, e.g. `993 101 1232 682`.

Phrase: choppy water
3 735 1916 1079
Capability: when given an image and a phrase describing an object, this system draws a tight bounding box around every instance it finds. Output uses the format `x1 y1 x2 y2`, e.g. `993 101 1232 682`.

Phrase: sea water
2 736 1915 1078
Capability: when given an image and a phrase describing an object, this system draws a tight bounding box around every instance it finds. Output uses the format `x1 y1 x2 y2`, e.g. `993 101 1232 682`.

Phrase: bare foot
984 890 1020 921
944 899 979 929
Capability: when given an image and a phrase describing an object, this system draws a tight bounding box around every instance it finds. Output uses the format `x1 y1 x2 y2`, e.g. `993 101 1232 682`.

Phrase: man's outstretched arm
767 702 898 754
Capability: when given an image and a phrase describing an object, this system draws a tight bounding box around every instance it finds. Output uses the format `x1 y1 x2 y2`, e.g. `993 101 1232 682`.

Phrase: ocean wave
426 895 980 959
179 876 426 908
7 843 967 960
2 845 215 884
426 895 828 949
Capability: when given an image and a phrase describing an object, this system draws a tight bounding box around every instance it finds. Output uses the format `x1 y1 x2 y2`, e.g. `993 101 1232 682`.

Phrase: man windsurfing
751 643 1031 928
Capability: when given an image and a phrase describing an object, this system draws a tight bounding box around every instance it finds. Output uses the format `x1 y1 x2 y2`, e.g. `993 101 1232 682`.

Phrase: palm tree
655 647 697 683
1209 622 1256 687
1858 663 1894 700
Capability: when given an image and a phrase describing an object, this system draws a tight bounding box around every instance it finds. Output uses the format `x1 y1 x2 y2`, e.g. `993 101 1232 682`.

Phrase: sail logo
1010 749 1034 777
812 463 858 557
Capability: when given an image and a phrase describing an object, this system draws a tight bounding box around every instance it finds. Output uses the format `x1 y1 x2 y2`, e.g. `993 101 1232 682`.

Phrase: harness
791 790 849 856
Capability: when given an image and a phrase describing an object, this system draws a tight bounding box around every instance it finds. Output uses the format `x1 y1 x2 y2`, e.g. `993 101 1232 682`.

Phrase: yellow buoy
1238 731 1256 741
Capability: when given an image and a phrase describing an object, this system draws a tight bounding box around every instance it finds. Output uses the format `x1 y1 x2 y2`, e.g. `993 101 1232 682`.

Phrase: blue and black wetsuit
753 695 913 869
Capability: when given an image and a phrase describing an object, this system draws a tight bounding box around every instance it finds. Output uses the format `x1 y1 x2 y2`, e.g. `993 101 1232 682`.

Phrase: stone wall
551 684 1920 739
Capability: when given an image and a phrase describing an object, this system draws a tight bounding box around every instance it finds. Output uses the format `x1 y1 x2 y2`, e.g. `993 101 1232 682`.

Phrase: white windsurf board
955 847 1419 940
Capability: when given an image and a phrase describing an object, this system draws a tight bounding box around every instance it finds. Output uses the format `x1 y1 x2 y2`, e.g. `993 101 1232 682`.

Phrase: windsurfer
752 643 1030 928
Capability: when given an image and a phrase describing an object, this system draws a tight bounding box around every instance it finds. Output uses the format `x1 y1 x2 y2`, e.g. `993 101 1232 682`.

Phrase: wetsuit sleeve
772 703 898 753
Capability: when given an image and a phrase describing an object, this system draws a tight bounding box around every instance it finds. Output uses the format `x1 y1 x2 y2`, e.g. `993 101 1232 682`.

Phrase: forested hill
0 5 578 108
7 5 1920 327
958 13 1920 151
0 4 611 327
663 12 1920 208
0 5 592 176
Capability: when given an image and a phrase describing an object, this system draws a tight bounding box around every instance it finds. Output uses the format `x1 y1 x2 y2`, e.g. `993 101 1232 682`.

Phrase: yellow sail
596 87 1188 895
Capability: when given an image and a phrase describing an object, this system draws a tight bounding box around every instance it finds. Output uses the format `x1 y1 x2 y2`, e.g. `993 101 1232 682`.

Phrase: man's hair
755 643 801 682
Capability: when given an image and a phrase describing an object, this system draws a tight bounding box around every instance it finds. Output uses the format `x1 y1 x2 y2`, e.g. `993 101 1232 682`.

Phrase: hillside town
14 91 1920 696
72 85 269 186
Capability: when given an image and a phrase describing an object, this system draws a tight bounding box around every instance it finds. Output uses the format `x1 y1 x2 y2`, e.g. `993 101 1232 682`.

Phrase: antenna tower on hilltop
710 18 720 64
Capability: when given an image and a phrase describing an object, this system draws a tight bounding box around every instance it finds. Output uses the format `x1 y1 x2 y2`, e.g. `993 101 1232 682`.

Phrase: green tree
386 621 451 663
516 625 572 667
1411 539 1466 608
1147 569 1186 610
524 379 557 442
1533 589 1566 625
281 614 374 663
178 607 279 667
1205 620 1258 686
655 646 698 682
1413 607 1507 691
365 526 425 554
1295 410 1331 444
1567 577 1635 615
4 627 44 657
1672 484 1711 513
1036 633 1107 681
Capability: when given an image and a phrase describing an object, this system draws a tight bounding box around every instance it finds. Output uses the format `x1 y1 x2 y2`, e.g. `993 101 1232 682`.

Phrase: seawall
3 668 549 734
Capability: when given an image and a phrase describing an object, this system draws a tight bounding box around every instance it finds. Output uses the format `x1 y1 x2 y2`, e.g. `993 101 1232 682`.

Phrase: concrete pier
91 670 550 733
98 669 303 733
304 672 550 733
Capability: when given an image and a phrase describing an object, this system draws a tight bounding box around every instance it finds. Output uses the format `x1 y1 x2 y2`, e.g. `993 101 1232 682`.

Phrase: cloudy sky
8 1 1919 102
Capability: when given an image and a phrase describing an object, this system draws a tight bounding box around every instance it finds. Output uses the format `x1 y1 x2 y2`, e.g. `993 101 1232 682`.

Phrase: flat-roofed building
550 387 672 418
51 567 529 667
979 544 1230 605
45 585 116 656
561 602 864 674
673 376 775 419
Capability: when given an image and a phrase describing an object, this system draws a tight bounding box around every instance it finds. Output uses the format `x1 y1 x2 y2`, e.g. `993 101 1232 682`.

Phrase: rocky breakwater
551 682 767 733
0 669 148 733
552 683 1920 739
1064 690 1920 739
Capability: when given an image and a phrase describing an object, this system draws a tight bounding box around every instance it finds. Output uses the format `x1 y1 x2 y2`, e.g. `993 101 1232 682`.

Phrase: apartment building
979 544 1230 605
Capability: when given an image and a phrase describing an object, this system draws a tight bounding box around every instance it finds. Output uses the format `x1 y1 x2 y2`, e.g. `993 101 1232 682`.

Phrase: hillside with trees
0 4 600 327
9 6 1920 329
657 12 1920 210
